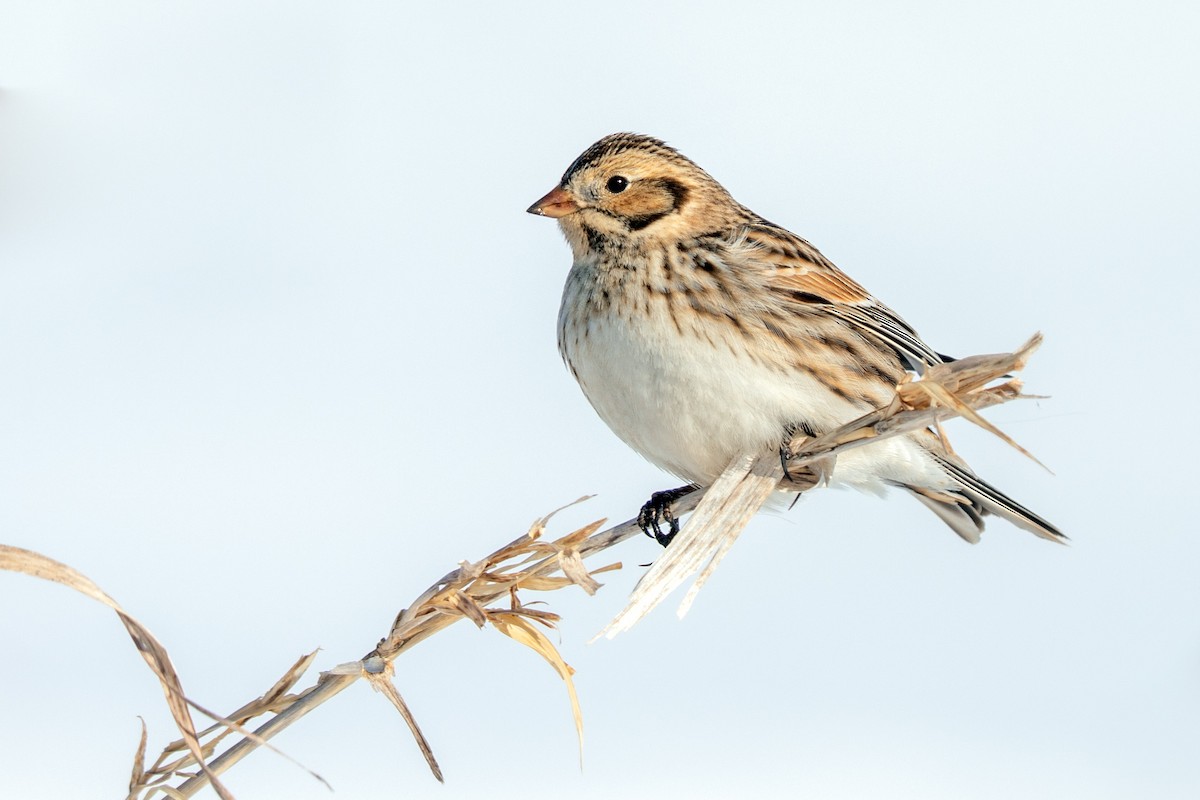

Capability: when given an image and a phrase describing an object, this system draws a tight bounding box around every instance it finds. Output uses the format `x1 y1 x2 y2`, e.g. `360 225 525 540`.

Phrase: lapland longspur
529 133 1062 547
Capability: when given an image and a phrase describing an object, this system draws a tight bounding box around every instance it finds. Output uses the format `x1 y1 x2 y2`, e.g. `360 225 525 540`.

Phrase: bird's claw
637 486 695 547
780 444 795 484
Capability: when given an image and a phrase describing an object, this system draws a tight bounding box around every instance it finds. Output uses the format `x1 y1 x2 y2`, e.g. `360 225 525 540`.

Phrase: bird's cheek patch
620 179 689 231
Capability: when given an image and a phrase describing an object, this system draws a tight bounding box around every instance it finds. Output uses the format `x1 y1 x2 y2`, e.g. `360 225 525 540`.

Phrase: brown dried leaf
447 590 489 628
549 520 607 595
502 605 562 626
488 610 584 762
365 663 443 783
904 377 1048 470
455 558 488 584
918 333 1042 395
261 650 320 706
511 575 577 591
183 698 332 791
128 718 148 797
527 495 597 540
517 561 622 592
0 545 236 800
200 650 320 737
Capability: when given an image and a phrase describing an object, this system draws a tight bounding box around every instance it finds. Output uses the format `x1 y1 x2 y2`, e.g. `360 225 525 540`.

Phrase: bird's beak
526 185 579 218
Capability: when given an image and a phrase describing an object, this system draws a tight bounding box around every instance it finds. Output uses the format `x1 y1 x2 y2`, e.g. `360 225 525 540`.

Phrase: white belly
560 294 950 493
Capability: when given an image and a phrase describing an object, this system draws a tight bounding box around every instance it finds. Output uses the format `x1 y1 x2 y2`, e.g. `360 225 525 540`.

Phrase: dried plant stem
169 505 703 796
172 674 358 796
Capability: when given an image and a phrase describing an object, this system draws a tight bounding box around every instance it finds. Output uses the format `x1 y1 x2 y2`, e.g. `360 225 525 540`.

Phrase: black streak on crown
560 133 689 183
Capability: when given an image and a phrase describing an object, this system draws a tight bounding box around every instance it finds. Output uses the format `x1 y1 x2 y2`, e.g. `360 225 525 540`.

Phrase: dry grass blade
517 561 622 592
677 452 787 617
541 519 608 595
906 378 1048 470
184 698 334 791
915 333 1042 395
446 590 491 628
169 506 618 795
896 334 1049 470
489 610 585 763
172 673 360 797
135 650 327 796
130 718 149 796
365 662 444 783
192 650 319 743
260 650 322 705
596 451 784 639
0 545 235 800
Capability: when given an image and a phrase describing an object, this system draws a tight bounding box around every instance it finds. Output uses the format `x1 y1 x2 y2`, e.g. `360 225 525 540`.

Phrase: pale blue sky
2 2 1198 798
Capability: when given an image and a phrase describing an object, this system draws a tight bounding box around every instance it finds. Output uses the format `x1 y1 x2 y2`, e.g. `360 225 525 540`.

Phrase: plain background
2 2 1198 797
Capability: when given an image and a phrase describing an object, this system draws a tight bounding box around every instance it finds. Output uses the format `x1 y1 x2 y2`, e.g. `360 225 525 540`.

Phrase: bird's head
528 133 738 256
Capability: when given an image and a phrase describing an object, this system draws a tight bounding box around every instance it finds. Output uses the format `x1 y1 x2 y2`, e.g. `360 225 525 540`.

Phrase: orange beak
526 185 580 218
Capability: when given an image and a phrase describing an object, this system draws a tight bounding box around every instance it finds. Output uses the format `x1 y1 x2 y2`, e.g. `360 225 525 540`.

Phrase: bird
527 133 1063 548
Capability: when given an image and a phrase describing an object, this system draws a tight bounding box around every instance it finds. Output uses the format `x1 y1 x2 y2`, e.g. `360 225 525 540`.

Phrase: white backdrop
2 2 1198 798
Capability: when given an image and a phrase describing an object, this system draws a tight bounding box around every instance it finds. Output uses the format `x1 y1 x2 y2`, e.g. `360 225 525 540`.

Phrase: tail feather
906 485 985 544
917 454 1066 544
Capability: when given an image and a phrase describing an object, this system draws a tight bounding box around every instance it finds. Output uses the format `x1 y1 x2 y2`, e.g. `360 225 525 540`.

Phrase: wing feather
735 223 943 372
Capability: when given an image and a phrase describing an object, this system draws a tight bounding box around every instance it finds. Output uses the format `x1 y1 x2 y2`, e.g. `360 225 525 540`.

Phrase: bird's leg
638 485 697 547
781 421 816 484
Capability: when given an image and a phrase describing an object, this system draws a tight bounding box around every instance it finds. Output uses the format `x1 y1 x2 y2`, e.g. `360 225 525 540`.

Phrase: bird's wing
736 223 944 373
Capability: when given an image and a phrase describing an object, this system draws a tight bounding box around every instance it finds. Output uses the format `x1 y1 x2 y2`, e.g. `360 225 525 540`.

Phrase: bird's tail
906 454 1066 545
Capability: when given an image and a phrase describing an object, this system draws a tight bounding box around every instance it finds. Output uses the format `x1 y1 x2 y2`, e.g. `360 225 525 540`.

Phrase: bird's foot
780 422 825 492
637 486 696 547
780 443 797 484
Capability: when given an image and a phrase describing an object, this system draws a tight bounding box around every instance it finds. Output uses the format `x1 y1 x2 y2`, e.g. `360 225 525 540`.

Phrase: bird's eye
606 175 629 194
